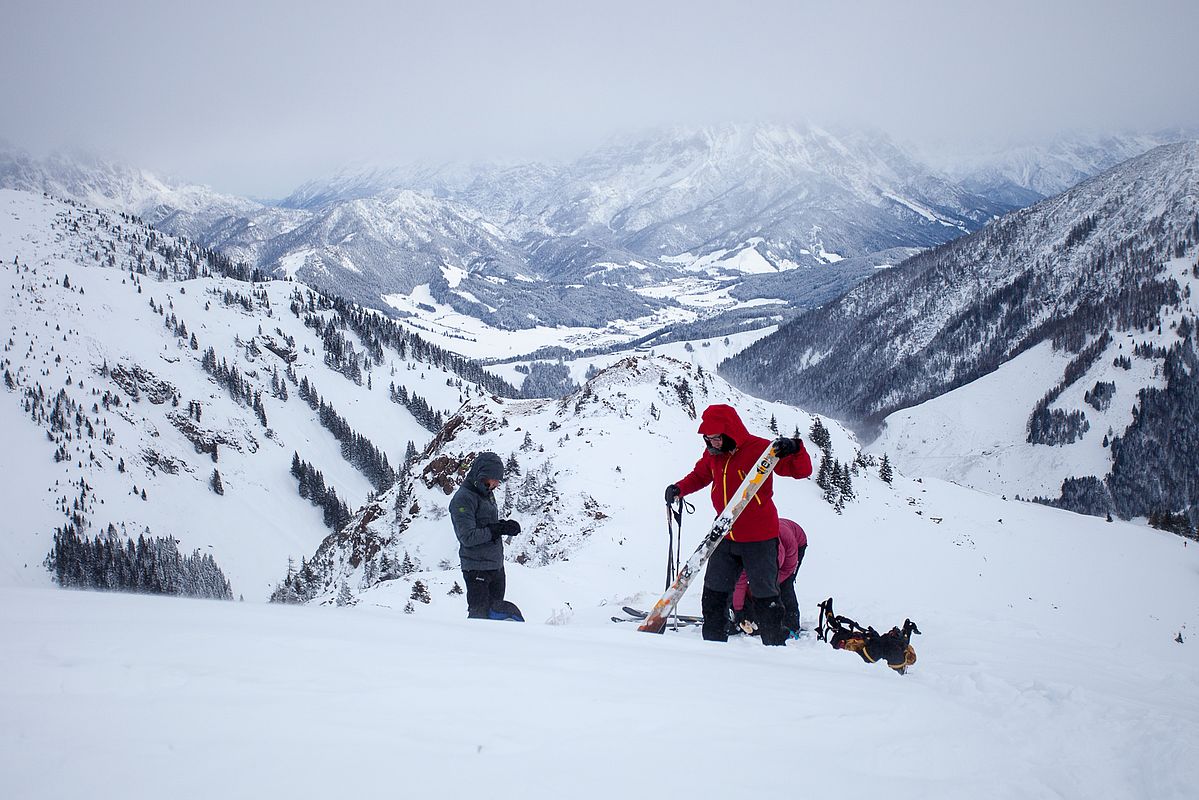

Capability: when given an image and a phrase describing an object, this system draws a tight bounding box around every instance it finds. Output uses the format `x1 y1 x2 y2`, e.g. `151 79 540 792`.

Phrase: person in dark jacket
450 452 522 620
665 405 812 645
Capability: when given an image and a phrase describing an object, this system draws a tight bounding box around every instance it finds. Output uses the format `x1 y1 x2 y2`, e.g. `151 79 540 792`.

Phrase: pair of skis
638 441 783 634
611 606 701 626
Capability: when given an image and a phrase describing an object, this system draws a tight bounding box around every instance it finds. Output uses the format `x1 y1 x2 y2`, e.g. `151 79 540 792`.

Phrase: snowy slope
0 126 1012 332
2 191 1198 799
2 566 1197 800
873 252 1197 502
3 384 1198 798
935 131 1193 205
0 190 490 598
280 350 1196 649
724 141 1199 424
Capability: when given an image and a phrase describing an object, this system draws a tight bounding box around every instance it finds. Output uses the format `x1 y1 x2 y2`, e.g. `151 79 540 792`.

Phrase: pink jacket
732 518 807 611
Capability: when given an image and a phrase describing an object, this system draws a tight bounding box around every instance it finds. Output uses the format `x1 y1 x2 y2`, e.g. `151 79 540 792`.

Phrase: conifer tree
815 455 831 491
879 454 894 485
411 580 431 604
809 417 832 455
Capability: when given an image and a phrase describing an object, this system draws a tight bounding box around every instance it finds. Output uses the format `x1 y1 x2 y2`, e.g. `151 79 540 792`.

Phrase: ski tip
637 618 667 634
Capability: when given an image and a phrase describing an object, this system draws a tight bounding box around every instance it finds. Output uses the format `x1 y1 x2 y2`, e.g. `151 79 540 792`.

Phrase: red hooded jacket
674 405 812 542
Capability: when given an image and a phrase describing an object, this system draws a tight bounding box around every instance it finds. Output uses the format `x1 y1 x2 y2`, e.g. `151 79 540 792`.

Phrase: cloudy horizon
2 0 1197 197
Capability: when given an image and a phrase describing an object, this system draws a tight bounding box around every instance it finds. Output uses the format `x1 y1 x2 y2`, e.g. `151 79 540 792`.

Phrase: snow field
3 189 1199 799
2 560 1196 800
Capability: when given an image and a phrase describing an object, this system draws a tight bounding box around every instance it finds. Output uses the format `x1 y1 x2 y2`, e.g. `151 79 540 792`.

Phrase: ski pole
665 501 676 592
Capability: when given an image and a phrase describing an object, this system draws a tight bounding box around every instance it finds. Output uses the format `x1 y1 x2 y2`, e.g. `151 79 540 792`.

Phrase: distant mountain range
722 141 1199 523
4 125 1185 330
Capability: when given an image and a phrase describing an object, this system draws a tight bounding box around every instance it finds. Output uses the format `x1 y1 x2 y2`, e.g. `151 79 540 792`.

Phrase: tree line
47 523 233 599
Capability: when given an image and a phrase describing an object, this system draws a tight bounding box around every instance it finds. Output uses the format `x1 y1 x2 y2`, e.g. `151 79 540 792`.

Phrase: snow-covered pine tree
839 462 856 503
815 455 832 491
411 580 431 604
809 417 832 455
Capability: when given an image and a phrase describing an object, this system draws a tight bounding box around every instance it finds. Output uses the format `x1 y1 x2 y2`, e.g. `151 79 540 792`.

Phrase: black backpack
816 597 920 674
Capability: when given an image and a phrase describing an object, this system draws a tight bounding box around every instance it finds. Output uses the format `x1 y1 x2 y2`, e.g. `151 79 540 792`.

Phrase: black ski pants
703 537 779 598
701 537 784 644
463 567 506 619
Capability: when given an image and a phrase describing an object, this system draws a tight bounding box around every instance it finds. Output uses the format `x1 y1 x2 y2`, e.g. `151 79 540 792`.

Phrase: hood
465 451 505 489
696 404 753 447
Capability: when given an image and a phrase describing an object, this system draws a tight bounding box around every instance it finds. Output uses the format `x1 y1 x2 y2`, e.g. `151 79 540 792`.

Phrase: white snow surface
2 189 1198 798
2 472 1197 799
875 254 1199 500
0 190 467 598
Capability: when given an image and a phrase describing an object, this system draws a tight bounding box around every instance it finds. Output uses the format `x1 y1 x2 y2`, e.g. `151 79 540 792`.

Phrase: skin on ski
639 443 781 634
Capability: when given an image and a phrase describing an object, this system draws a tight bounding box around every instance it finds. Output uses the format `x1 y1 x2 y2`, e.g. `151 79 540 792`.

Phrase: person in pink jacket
731 518 807 637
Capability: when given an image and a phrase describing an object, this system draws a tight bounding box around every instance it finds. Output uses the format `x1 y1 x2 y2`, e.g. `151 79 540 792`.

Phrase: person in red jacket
731 518 807 637
665 404 812 645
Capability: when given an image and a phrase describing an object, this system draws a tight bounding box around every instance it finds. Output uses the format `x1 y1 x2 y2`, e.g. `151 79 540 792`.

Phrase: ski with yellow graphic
639 441 783 634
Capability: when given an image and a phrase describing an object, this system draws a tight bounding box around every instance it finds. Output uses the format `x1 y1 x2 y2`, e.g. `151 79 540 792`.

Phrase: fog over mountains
2 124 1184 332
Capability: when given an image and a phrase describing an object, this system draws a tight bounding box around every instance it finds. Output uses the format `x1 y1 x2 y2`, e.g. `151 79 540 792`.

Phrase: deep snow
3 188 1199 800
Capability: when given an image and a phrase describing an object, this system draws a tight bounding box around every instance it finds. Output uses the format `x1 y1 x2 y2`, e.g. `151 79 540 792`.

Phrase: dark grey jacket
450 452 505 571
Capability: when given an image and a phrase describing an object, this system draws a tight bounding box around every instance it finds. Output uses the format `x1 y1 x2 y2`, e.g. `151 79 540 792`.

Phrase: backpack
816 597 920 674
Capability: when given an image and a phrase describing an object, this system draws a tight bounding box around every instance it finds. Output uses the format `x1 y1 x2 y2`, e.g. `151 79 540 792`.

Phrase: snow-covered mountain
0 188 521 598
723 141 1199 522
0 149 263 219
3 185 1198 799
936 131 1196 207
4 126 1186 337
5 124 1185 339
292 123 1016 275
241 333 1197 799
0 148 673 328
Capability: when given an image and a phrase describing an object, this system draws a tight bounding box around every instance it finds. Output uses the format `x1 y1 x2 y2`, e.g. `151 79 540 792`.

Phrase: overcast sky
2 0 1196 197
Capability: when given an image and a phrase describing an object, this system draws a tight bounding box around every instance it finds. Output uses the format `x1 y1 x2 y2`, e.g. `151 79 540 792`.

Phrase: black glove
490 519 521 539
664 484 681 505
772 437 803 458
